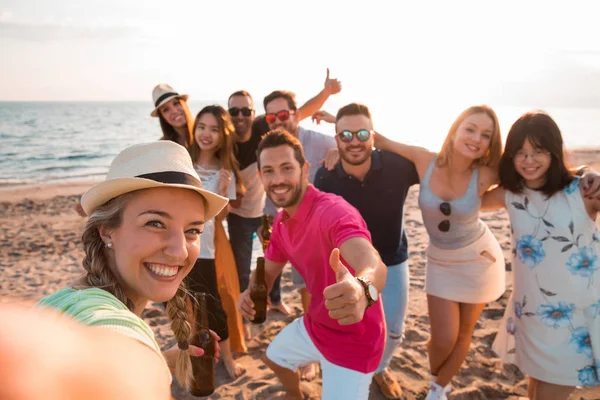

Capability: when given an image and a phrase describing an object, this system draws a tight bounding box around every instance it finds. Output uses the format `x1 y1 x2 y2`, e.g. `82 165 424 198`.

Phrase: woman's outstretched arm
0 305 171 400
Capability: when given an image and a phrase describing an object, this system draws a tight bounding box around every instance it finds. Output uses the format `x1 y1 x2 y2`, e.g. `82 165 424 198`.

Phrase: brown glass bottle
261 215 272 253
250 256 268 324
190 293 215 397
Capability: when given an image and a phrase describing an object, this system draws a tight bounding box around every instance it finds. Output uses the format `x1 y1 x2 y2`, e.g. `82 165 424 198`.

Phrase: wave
31 165 108 173
57 154 107 161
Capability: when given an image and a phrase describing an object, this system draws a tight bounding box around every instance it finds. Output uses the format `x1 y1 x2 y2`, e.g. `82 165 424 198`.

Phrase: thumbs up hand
323 248 368 325
323 68 342 96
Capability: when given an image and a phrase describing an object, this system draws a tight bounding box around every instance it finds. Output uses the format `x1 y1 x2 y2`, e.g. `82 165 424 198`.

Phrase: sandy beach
1 149 599 400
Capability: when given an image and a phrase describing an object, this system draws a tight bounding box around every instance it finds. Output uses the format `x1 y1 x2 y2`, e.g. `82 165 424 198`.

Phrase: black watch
356 277 379 309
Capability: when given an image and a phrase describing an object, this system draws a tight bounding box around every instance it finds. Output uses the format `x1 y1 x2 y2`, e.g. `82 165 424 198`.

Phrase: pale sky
1 0 600 113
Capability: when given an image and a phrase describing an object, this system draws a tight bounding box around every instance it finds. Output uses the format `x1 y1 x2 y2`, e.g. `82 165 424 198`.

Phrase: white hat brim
150 94 189 117
81 177 228 221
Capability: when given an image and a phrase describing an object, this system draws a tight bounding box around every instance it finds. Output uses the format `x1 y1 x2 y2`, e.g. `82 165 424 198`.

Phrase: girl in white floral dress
483 111 600 400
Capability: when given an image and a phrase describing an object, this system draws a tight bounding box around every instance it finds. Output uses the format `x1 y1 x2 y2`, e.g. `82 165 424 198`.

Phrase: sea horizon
1 101 599 187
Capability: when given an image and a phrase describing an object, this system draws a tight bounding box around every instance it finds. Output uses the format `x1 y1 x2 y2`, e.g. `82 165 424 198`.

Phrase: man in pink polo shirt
238 129 387 399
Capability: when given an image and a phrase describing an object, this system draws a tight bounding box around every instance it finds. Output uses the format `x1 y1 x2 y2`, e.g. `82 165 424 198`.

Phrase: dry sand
1 149 599 400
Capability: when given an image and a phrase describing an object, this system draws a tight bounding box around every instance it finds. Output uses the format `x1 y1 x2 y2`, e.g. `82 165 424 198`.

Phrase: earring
106 242 113 248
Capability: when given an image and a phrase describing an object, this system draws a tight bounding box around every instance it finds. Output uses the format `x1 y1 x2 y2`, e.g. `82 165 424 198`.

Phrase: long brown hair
158 98 195 152
75 193 195 389
437 105 503 169
191 105 245 195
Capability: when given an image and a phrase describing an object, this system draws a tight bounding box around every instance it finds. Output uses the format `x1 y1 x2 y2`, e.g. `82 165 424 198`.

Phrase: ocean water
1 101 599 186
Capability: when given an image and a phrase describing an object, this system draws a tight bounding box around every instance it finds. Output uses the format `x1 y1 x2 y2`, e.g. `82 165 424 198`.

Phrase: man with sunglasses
262 93 338 286
226 72 342 336
313 103 419 399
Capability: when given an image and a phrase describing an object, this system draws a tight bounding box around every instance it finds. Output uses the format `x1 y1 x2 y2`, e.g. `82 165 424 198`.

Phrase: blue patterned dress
492 177 600 386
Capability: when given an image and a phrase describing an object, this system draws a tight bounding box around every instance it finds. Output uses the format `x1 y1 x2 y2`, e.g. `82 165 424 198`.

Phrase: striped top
37 287 170 377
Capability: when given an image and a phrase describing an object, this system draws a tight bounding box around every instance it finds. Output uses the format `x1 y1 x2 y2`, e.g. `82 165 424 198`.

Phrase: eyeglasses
265 110 294 124
438 202 451 232
514 149 550 162
228 107 253 117
337 129 372 143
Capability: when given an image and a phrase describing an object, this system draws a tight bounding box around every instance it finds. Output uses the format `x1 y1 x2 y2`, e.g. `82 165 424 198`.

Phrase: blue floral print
578 365 599 386
536 302 575 328
499 175 600 386
569 327 593 358
514 301 523 319
516 235 546 269
566 247 598 278
506 317 516 335
564 177 580 195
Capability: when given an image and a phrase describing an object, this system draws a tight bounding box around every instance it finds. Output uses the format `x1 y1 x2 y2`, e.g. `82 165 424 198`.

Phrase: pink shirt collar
283 184 318 223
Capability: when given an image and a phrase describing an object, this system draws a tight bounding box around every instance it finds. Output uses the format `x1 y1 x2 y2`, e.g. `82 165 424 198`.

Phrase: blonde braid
75 194 133 311
166 282 194 390
81 227 133 310
166 285 194 389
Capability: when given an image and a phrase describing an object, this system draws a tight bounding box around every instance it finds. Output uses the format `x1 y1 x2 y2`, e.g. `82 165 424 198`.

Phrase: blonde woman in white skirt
375 105 506 400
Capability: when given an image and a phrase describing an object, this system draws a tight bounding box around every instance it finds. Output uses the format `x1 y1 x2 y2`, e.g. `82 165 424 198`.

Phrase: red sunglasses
265 110 294 124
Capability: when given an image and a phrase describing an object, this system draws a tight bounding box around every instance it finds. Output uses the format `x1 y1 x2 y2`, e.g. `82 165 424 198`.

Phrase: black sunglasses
438 202 451 232
228 107 253 117
337 129 372 143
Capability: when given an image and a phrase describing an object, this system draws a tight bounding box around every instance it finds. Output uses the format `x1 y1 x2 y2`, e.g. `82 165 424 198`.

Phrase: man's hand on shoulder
321 148 339 171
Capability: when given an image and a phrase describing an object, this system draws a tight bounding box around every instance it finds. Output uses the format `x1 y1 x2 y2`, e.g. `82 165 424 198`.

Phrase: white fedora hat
150 84 189 117
81 141 228 219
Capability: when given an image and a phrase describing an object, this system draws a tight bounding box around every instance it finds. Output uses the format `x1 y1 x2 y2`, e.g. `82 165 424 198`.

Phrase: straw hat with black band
81 141 228 218
150 84 189 117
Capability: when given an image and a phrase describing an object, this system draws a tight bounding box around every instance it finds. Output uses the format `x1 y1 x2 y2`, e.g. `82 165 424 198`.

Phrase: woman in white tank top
190 105 247 379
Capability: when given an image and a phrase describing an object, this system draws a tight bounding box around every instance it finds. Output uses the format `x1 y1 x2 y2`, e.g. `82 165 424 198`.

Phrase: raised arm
296 68 342 122
0 305 171 400
373 132 435 176
339 237 386 293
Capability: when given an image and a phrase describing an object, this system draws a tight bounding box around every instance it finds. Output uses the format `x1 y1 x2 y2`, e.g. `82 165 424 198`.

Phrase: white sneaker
443 383 453 394
425 381 448 400
429 375 453 394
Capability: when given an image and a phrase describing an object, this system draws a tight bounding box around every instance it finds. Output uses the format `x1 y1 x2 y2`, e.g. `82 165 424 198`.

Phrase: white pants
266 317 374 400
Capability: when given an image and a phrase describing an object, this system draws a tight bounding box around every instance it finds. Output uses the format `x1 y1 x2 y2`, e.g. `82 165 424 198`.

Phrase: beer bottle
250 256 268 324
261 215 272 253
190 293 215 397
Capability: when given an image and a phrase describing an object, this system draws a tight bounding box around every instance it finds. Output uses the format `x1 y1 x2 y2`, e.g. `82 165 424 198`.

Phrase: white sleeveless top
194 165 236 259
493 177 600 386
